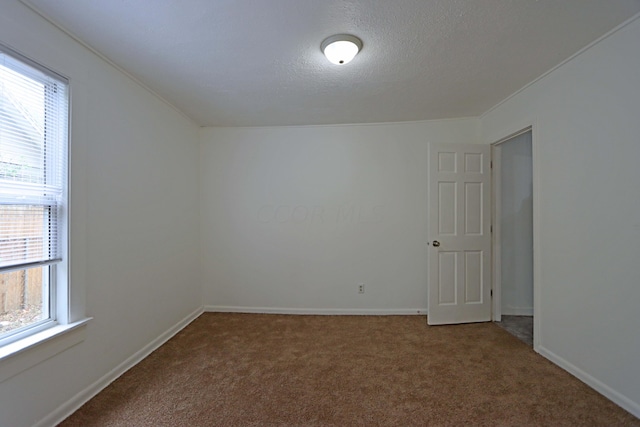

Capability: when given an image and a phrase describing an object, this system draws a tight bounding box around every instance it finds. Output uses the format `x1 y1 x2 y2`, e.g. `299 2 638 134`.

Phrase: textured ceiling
20 0 640 127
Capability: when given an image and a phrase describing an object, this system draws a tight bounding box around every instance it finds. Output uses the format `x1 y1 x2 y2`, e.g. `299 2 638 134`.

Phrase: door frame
491 124 540 350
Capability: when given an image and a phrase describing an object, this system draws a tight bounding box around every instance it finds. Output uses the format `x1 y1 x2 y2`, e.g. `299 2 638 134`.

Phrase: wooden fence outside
0 205 45 314
0 267 43 313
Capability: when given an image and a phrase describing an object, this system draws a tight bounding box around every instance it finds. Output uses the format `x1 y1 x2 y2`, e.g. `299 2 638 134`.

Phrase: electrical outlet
358 283 365 294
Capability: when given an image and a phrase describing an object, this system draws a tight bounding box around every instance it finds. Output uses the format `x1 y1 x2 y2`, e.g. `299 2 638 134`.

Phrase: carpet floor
59 313 638 426
495 315 533 347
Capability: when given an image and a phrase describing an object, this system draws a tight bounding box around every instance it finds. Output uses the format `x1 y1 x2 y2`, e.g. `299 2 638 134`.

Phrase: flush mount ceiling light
321 34 363 65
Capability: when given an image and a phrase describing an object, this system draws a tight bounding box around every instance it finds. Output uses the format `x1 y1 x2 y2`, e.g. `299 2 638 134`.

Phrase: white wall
200 120 479 313
499 132 533 316
0 2 201 426
482 16 640 416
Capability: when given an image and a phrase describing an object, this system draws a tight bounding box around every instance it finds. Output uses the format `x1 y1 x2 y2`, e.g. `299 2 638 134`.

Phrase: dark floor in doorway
496 315 533 346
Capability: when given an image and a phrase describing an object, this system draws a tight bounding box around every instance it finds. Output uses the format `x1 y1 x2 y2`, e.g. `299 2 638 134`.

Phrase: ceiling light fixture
321 34 362 65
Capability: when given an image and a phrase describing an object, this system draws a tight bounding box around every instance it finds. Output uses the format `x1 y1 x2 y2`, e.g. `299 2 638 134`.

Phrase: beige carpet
59 313 638 426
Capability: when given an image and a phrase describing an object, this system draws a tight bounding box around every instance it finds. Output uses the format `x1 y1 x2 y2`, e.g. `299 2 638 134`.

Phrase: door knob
432 240 440 247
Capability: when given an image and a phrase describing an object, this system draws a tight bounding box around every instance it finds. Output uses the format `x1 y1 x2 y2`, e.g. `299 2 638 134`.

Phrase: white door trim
490 125 540 350
491 143 502 322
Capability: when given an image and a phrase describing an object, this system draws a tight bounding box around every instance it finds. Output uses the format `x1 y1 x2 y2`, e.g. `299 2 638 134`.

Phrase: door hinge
490 225 493 233
490 161 493 169
491 289 493 297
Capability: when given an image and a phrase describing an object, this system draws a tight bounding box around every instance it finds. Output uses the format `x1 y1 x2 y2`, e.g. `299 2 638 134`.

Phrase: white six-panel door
428 143 491 325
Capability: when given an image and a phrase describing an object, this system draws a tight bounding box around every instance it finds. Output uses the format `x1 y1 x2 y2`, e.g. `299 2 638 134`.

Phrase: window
0 45 68 347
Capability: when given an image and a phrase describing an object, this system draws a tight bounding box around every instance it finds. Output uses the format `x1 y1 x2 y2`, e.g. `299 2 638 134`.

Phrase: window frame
0 266 56 346
0 43 73 353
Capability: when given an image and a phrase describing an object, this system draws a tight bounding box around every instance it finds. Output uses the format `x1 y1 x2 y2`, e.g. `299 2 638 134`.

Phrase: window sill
0 318 92 383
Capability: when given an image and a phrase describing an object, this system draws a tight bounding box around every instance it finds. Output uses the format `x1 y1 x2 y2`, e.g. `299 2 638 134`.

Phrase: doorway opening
492 129 533 346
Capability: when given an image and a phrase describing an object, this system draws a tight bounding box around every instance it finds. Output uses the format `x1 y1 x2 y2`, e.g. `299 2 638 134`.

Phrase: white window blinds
0 45 68 272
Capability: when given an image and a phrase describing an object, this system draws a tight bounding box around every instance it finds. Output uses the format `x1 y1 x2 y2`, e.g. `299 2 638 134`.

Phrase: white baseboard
35 306 204 427
204 305 427 316
537 346 640 419
502 306 533 316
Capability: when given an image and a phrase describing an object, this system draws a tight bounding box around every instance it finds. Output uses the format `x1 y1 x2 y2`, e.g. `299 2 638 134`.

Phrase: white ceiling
21 0 640 127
